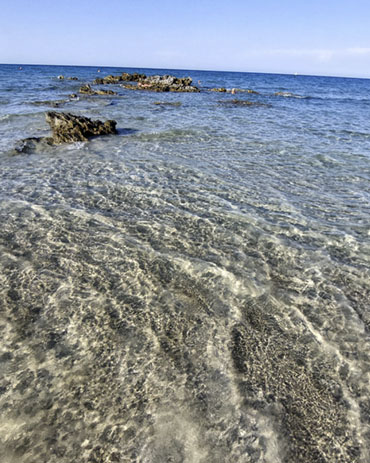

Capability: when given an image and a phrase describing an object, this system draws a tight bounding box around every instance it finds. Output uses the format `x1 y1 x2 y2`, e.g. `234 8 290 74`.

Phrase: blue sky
1 0 370 77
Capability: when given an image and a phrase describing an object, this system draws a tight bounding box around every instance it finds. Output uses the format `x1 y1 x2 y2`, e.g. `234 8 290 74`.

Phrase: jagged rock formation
14 112 117 153
79 84 116 96
45 111 117 143
93 72 199 92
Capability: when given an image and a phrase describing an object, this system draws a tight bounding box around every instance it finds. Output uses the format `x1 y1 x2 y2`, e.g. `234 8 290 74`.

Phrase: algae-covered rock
121 72 146 82
14 112 118 153
79 84 117 96
45 111 117 144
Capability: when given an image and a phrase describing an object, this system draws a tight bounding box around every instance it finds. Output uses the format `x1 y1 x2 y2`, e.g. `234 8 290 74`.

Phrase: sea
0 64 369 463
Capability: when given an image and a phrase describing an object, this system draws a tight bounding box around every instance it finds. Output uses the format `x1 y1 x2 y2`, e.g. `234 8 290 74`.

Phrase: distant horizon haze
1 0 370 79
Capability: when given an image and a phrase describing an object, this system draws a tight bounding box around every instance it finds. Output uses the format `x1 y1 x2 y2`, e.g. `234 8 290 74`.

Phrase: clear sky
1 0 370 78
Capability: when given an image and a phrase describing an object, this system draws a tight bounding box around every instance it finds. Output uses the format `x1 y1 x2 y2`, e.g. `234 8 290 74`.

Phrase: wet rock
102 75 122 84
79 84 96 95
30 99 68 108
95 72 199 92
13 112 117 153
45 111 117 143
136 75 199 92
67 77 79 80
121 72 146 82
79 84 116 96
211 87 228 92
13 137 53 154
95 89 117 95
57 75 64 80
69 94 78 99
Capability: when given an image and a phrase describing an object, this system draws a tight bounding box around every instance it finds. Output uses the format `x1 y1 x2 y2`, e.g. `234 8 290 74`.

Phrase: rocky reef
79 84 117 96
14 112 117 153
45 111 117 143
93 72 199 92
136 75 199 92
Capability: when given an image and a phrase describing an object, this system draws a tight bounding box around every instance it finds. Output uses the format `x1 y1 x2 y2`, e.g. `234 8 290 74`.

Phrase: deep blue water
0 64 369 463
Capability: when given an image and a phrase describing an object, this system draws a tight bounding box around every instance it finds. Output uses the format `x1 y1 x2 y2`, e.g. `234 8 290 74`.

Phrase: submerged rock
30 99 68 108
67 77 79 81
211 87 228 92
153 101 182 106
218 99 269 107
13 137 53 154
57 75 64 80
45 111 117 143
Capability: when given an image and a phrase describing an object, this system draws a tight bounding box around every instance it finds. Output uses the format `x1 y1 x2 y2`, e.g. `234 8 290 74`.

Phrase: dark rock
13 112 117 153
95 89 117 95
153 101 182 106
45 111 117 143
57 75 64 80
13 137 53 154
138 75 198 92
30 99 67 108
102 75 122 84
121 73 199 92
79 84 116 96
93 78 105 85
121 72 146 82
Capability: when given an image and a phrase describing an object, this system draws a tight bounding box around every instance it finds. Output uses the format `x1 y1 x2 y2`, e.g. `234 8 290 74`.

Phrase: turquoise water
0 64 369 462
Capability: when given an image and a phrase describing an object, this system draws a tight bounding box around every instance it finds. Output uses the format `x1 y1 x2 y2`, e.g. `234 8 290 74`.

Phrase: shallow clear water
0 64 370 462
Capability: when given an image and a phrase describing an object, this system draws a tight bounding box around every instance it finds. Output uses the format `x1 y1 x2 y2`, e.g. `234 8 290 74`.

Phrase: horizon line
1 62 369 81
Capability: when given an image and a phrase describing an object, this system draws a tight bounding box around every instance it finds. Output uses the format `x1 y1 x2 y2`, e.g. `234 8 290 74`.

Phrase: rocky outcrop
93 73 146 85
93 75 125 85
92 72 199 92
14 112 117 153
79 84 117 95
137 75 199 92
121 72 146 82
45 112 117 143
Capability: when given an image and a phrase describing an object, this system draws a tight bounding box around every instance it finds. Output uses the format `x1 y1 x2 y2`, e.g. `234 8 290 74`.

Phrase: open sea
0 64 369 463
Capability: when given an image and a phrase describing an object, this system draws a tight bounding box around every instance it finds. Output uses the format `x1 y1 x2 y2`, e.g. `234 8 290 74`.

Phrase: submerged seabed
0 64 370 463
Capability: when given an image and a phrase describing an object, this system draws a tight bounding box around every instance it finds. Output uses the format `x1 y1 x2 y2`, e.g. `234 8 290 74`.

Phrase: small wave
274 91 310 99
132 128 202 142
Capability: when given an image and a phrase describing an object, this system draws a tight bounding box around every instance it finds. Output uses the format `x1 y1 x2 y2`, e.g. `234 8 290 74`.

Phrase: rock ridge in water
13 112 117 153
46 111 117 143
79 84 117 96
93 72 199 92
